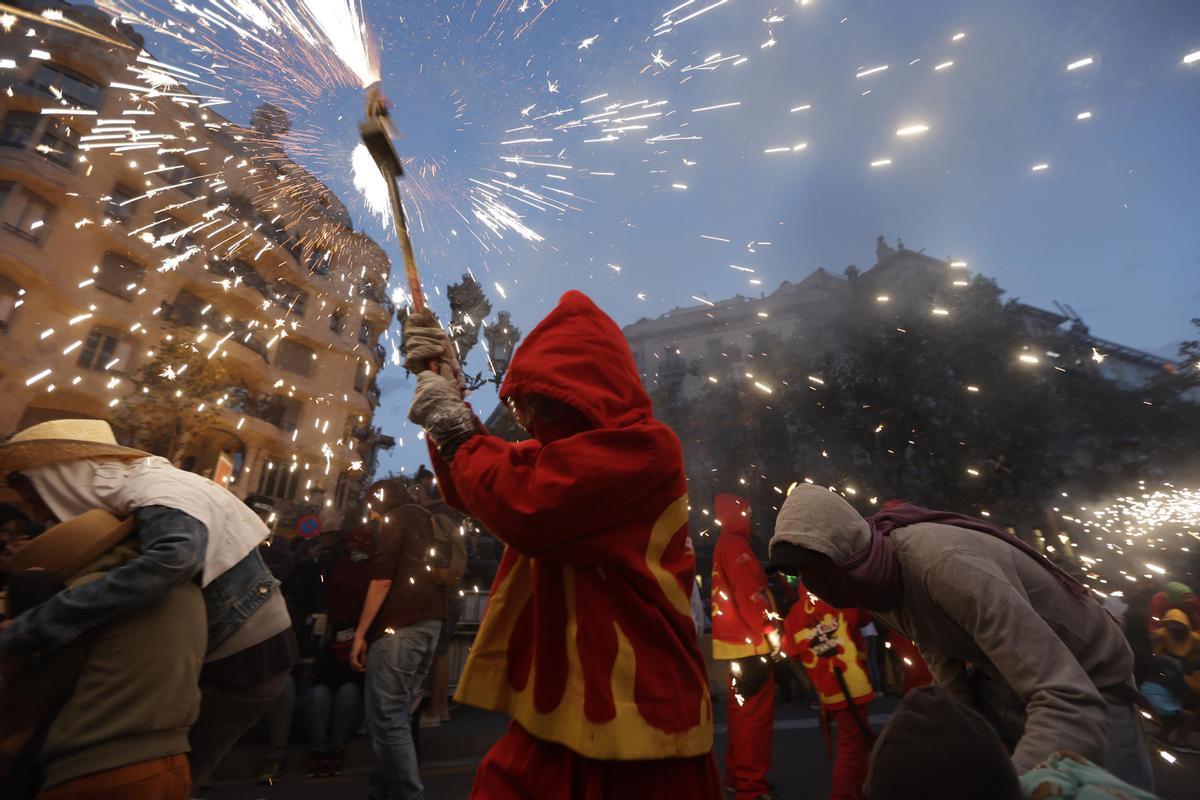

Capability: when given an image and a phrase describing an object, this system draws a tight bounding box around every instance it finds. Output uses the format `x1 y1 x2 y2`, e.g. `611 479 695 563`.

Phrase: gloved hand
402 307 463 390
409 371 480 460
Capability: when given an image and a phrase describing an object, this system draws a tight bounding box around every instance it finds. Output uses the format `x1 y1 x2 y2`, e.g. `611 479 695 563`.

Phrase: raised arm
442 423 678 564
0 505 206 657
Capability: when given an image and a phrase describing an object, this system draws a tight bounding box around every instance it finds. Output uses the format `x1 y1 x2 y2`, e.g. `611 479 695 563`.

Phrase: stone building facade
0 2 394 529
623 236 1168 399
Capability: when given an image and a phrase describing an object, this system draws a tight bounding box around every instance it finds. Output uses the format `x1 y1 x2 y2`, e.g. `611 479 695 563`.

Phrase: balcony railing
358 280 394 316
160 302 269 361
224 387 299 430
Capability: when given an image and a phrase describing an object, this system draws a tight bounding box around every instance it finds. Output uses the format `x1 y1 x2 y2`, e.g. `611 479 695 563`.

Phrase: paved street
200 701 1199 800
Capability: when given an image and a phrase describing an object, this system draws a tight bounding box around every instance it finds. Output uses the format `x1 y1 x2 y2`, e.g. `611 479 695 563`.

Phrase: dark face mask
800 528 903 612
513 395 593 444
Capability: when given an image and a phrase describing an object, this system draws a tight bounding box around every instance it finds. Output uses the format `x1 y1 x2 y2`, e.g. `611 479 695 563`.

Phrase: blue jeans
865 636 882 693
307 680 364 753
365 619 441 800
1105 697 1154 792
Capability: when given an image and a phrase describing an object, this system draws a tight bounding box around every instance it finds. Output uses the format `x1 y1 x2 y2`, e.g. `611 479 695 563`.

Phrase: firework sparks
352 143 392 225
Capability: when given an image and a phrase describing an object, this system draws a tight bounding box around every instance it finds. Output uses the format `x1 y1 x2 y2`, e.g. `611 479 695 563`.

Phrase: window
257 458 300 500
37 118 77 168
27 63 104 109
216 259 268 296
0 111 39 149
167 289 207 327
307 249 331 276
95 252 146 301
107 183 138 224
335 470 357 509
279 396 303 433
155 153 200 197
77 327 132 372
0 181 54 244
751 331 769 354
329 309 344 334
706 338 723 362
154 216 194 254
0 274 19 331
359 321 373 345
275 282 307 318
354 363 367 392
275 338 314 377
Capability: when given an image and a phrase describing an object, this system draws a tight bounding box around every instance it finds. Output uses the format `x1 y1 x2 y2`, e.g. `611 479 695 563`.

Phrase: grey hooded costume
769 486 1148 784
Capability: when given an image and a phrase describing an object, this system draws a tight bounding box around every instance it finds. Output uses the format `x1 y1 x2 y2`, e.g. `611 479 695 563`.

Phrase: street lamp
478 311 521 389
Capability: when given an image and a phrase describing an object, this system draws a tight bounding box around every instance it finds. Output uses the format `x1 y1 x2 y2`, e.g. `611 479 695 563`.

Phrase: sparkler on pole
360 83 426 313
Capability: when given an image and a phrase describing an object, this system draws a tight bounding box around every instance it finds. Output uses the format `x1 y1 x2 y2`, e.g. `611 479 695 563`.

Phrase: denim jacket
0 505 278 657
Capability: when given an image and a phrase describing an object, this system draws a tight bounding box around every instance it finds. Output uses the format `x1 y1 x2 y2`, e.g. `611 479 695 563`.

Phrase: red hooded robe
711 493 775 660
431 291 713 761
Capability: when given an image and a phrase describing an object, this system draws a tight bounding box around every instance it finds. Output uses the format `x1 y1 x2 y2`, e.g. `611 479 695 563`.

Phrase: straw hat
8 509 135 583
0 419 149 485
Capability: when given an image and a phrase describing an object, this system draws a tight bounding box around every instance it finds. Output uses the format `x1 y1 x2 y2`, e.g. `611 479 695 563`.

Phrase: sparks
856 65 889 78
300 0 379 87
1066 56 1095 71
351 143 391 225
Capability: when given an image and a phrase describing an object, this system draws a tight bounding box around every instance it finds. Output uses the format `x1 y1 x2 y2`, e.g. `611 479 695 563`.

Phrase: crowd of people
0 289 1194 800
247 467 498 786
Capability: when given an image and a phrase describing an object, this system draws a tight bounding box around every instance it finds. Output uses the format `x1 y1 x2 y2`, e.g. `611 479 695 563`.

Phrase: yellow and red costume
432 291 719 799
783 593 875 800
710 493 777 799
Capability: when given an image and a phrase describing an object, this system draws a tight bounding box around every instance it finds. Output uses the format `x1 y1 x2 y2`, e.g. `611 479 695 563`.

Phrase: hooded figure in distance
710 493 778 800
766 485 1152 790
404 291 720 799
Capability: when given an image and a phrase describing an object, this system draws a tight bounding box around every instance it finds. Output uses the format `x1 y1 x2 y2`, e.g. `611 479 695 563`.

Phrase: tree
110 322 232 460
651 273 1199 538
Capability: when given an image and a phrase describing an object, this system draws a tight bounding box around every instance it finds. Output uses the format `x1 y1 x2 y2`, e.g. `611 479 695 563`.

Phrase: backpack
428 512 467 589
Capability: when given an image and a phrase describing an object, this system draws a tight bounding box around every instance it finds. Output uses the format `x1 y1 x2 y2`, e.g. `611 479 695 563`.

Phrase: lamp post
477 311 521 389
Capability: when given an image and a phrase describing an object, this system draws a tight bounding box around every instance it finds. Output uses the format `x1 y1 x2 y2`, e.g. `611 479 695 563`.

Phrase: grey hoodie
771 486 1133 773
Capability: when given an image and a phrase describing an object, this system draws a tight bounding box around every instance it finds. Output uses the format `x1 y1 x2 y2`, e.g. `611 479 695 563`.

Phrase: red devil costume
782 593 876 800
423 291 719 799
711 493 777 800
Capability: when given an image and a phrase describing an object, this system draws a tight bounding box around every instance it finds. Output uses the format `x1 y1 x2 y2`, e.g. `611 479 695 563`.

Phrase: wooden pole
380 160 424 312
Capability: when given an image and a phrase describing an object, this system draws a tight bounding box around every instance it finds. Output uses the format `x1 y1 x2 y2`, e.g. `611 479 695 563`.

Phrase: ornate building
0 1 394 529
623 235 1169 398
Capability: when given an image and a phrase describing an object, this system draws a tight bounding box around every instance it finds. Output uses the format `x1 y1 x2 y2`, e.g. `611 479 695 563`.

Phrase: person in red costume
711 493 779 800
885 634 935 696
402 291 720 800
780 589 876 800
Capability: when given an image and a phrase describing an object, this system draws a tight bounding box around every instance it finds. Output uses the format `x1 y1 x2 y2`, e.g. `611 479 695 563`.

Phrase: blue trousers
364 619 441 800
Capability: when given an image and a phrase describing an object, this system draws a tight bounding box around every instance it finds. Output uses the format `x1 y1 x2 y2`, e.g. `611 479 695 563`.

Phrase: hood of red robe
715 493 751 539
500 290 652 431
